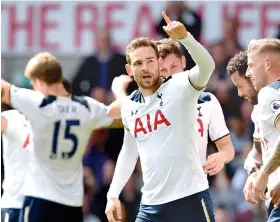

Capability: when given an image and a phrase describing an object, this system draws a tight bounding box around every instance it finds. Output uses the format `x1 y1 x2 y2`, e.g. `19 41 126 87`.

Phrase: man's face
126 46 160 89
159 54 186 77
231 71 258 104
246 51 267 92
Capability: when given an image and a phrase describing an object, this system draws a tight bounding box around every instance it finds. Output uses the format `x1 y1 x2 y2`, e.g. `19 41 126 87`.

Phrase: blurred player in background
245 38 280 220
109 38 234 176
105 12 215 222
1 107 33 222
1 52 122 222
227 51 264 205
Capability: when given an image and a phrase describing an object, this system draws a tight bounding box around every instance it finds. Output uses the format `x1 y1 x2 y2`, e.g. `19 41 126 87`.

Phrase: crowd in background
2 2 280 222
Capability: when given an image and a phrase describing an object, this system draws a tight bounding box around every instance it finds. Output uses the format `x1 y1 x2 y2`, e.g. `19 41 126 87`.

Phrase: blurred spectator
120 172 142 222
156 1 202 69
72 28 129 96
92 160 115 222
215 205 231 222
222 18 243 60
83 167 101 222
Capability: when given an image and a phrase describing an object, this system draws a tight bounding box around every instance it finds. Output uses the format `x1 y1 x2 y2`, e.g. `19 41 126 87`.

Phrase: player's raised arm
162 11 215 90
1 79 44 122
107 75 132 119
1 79 12 106
1 115 7 133
105 128 138 221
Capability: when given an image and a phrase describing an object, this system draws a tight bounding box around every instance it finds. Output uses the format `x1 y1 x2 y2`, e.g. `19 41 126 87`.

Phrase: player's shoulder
1 109 21 118
258 80 280 104
197 92 212 104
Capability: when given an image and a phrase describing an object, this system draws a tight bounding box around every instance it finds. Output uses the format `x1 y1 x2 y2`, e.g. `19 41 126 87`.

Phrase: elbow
107 106 119 119
228 146 235 162
206 55 215 74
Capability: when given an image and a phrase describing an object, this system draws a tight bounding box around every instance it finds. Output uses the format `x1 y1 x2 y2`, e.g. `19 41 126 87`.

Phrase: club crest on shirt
271 100 280 113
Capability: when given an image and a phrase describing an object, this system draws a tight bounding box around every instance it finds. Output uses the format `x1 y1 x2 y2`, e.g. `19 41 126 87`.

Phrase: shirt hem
141 184 209 205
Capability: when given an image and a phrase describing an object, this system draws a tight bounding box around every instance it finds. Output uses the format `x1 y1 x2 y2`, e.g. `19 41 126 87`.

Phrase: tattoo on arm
263 136 280 175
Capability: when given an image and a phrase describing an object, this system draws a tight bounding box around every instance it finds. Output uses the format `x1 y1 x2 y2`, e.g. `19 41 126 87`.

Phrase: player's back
1 110 32 209
10 86 114 207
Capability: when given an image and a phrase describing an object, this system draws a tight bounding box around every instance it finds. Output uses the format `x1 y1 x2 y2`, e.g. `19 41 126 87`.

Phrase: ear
265 57 272 71
125 64 133 77
181 56 186 70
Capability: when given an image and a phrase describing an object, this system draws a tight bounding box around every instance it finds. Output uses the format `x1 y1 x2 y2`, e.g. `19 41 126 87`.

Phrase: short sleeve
1 110 20 135
10 85 44 121
171 70 203 99
208 93 230 142
85 97 114 129
120 97 131 131
251 106 260 140
258 87 280 129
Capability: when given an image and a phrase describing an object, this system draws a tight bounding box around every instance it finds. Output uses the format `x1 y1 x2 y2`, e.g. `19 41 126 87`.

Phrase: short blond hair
247 38 280 54
126 37 159 65
155 38 182 59
24 52 63 84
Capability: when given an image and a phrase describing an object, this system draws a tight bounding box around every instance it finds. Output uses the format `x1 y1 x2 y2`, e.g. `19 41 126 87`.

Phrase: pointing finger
162 11 171 24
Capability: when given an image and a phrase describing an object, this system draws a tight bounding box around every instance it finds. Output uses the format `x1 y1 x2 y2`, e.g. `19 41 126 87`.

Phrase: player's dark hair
126 37 159 65
227 51 248 77
155 38 183 59
24 52 63 85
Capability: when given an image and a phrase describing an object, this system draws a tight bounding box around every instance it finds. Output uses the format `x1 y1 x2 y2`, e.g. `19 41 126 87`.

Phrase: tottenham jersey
257 80 280 190
1 110 32 209
10 85 114 207
196 92 229 164
121 72 209 205
251 105 261 141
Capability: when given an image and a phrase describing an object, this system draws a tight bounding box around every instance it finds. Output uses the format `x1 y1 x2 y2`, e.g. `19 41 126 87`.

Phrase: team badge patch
271 100 280 113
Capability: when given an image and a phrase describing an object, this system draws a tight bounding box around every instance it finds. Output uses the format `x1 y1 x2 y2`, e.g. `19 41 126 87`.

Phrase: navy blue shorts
18 196 83 222
136 189 215 222
1 208 20 222
267 202 280 222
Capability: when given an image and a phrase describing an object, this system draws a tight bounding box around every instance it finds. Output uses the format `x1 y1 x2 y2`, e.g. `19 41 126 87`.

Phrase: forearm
215 135 234 164
107 99 123 119
244 147 262 175
1 79 12 106
262 136 280 175
179 33 215 89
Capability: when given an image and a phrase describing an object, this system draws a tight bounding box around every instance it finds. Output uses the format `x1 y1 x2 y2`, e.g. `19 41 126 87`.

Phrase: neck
45 83 70 97
266 70 280 86
140 78 163 97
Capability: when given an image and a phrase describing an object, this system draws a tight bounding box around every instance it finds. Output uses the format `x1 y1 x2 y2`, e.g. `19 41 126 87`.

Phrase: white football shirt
121 72 209 205
257 80 280 190
196 92 229 164
251 105 261 141
1 110 32 209
10 85 114 207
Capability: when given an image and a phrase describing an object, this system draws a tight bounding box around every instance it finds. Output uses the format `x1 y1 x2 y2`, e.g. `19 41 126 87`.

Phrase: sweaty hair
247 38 280 54
24 52 63 85
126 37 159 65
227 51 248 76
156 38 183 59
